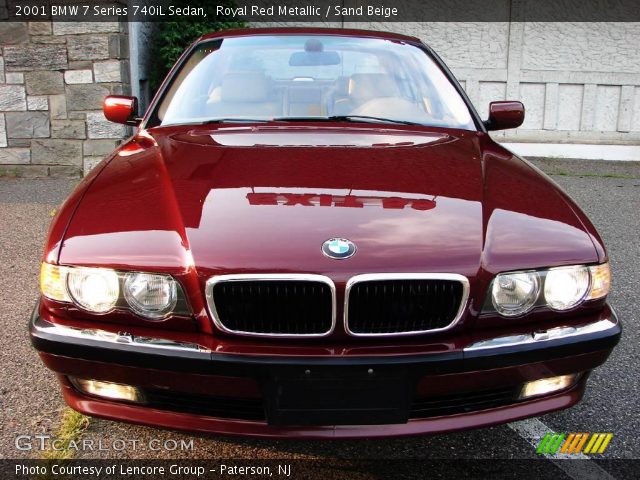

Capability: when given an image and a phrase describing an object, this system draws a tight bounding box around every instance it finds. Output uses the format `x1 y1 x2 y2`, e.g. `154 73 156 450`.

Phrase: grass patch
549 170 639 179
42 408 90 461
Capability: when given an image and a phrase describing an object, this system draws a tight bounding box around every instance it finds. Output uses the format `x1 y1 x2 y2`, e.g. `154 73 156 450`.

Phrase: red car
31 28 620 438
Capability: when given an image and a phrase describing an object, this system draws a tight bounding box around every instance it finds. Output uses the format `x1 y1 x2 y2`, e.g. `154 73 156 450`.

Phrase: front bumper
30 303 621 438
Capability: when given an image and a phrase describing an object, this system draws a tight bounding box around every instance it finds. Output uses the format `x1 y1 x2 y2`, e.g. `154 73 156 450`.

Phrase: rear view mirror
103 95 140 125
484 101 525 130
289 51 341 67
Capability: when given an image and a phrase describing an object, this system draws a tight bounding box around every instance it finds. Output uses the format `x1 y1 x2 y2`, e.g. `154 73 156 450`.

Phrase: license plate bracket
262 366 410 426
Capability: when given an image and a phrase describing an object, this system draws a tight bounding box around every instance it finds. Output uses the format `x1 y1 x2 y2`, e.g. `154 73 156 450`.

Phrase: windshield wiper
198 118 269 124
329 115 423 126
273 115 423 126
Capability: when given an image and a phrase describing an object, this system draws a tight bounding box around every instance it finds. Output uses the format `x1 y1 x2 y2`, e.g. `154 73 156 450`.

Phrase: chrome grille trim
205 274 337 338
344 273 470 337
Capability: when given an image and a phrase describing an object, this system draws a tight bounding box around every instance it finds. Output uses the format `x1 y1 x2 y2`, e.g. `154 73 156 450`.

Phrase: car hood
59 125 600 286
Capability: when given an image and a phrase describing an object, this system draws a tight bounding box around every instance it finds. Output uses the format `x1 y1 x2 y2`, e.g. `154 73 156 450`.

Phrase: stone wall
2 17 639 178
0 21 130 177
344 21 640 145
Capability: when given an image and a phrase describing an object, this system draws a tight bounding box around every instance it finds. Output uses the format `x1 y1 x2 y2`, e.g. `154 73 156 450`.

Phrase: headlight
544 265 590 310
491 271 540 316
40 263 188 319
124 272 177 319
67 267 120 313
484 262 611 317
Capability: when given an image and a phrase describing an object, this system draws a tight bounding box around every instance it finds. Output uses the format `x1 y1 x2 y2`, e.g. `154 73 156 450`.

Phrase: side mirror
103 95 140 125
484 101 524 131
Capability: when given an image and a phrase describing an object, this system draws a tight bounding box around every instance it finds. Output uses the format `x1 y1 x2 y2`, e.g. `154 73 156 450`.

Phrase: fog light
70 378 144 403
519 374 577 399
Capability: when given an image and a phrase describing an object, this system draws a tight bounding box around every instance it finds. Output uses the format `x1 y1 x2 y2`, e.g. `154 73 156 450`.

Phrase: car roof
198 27 422 44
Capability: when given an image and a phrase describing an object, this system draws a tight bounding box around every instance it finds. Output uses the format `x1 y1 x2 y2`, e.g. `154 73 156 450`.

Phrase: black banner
2 459 640 480
2 0 640 22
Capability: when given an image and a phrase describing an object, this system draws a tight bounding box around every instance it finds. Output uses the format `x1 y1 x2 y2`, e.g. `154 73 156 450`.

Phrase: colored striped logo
537 432 613 455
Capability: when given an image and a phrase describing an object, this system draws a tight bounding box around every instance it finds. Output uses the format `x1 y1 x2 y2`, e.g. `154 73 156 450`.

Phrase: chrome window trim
205 274 337 338
344 273 471 337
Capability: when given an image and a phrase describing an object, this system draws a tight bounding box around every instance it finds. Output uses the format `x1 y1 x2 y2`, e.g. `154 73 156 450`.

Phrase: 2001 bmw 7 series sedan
30 28 620 438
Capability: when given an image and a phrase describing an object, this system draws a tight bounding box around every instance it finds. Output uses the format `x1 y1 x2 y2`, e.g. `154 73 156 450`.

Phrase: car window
157 35 475 130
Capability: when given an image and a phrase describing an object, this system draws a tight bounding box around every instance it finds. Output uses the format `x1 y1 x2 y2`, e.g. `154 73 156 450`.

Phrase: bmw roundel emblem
322 238 356 260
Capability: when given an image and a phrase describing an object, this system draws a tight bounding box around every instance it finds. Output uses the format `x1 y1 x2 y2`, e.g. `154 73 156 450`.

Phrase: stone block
12 165 50 178
84 156 104 174
27 96 48 111
5 72 24 84
67 35 109 61
66 84 110 111
53 22 119 35
0 56 4 83
0 114 6 147
87 112 125 139
51 120 86 139
8 139 31 147
49 165 82 178
109 33 129 59
68 61 94 70
0 148 30 165
28 22 53 35
94 60 122 83
25 70 64 94
0 85 27 111
64 69 93 84
5 112 50 138
0 22 28 44
31 35 66 44
49 94 67 119
3 45 67 71
83 139 118 157
32 139 82 165
109 84 129 95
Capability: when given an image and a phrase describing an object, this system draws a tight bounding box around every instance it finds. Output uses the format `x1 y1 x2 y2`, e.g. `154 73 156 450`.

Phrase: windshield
156 35 475 130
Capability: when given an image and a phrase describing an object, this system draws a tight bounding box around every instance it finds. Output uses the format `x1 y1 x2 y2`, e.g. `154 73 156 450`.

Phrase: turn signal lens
67 267 119 313
544 265 590 311
588 263 611 300
491 271 541 317
40 263 70 302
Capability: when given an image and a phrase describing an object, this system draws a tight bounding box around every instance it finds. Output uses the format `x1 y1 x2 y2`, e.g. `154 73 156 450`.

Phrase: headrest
221 73 269 103
349 74 400 101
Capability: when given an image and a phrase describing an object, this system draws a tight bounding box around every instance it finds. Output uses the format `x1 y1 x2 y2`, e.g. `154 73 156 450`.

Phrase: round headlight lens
544 266 590 310
67 267 119 313
124 272 177 319
491 271 540 316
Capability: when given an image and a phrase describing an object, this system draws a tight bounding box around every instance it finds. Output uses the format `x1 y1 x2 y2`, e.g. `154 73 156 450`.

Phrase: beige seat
207 72 280 118
332 73 401 115
286 86 324 116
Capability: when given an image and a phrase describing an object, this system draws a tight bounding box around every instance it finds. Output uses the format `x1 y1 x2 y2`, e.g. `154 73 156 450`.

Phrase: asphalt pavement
1 159 638 476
